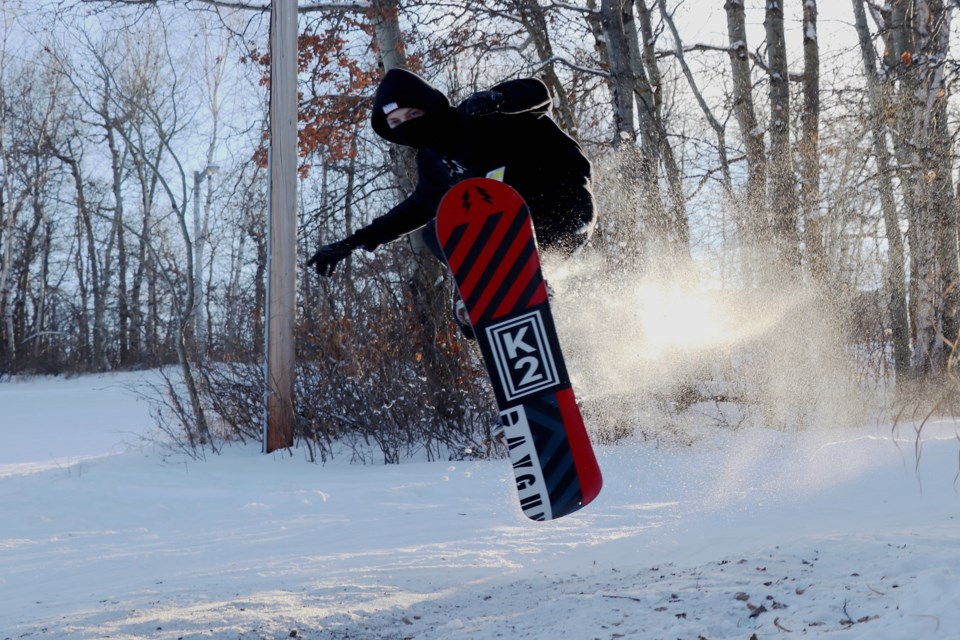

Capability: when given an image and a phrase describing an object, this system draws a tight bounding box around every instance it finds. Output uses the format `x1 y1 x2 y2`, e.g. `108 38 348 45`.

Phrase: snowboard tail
436 177 602 521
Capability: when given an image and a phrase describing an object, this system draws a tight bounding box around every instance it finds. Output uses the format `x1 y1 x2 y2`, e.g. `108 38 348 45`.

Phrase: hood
371 68 453 148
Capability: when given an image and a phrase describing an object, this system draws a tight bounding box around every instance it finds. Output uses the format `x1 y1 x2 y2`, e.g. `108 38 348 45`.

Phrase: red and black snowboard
436 177 602 521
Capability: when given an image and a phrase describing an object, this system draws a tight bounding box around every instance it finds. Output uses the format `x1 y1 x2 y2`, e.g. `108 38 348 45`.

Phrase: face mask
389 110 453 150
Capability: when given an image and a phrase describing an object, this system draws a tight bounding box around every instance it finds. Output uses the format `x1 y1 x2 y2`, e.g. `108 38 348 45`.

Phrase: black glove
456 90 505 117
307 238 356 277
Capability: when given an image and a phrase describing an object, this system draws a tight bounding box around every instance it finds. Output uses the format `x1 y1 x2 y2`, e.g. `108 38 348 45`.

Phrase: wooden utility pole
264 0 297 452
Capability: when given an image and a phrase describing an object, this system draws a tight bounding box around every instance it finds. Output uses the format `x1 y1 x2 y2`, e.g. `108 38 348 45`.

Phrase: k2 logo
486 310 560 402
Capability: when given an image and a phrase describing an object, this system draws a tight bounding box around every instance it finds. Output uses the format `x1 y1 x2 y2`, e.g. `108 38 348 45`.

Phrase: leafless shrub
148 247 500 464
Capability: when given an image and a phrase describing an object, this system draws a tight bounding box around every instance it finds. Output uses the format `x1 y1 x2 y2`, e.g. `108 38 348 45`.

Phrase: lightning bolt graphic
475 186 494 206
461 189 472 213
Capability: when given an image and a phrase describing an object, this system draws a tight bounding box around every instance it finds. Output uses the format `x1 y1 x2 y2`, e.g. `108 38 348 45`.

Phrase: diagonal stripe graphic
464 210 531 313
441 223 469 262
524 396 581 511
517 267 546 309
454 212 503 286
478 240 536 324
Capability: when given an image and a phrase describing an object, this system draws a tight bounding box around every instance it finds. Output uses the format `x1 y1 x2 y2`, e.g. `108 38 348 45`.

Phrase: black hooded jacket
350 69 595 255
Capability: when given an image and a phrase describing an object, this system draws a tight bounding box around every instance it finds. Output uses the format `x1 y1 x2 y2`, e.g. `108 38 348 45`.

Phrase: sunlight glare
634 283 731 356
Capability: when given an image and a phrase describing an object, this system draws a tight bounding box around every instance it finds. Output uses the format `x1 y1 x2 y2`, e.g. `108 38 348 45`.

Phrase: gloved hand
457 90 505 117
307 238 356 277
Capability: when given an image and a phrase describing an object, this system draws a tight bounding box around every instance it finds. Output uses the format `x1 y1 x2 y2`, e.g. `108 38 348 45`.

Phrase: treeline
2 1 960 450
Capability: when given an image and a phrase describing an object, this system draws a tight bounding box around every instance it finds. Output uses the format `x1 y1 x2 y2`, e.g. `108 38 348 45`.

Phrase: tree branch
656 42 807 82
532 55 609 79
79 0 371 13
545 1 598 16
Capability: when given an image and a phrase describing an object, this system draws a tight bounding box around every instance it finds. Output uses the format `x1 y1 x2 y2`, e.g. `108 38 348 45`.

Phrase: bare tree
764 0 801 270
192 14 230 359
71 41 127 371
851 0 911 381
595 0 638 147
505 0 580 135
52 16 213 435
799 0 827 282
724 0 769 285
873 0 958 374
0 47 72 373
0 44 21 372
656 0 727 253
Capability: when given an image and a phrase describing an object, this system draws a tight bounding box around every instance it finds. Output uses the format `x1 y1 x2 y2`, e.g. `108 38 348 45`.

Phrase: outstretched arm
307 153 444 276
307 196 428 276
349 193 435 252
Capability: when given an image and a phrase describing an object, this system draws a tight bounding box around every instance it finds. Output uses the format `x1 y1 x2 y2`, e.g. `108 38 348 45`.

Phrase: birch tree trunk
637 0 690 257
799 0 827 282
29 201 52 365
101 101 123 372
513 0 578 136
598 0 637 146
624 0 660 156
0 126 17 371
60 151 106 369
851 0 912 381
369 0 469 429
764 0 801 270
370 0 444 291
883 0 957 373
927 4 960 369
724 0 769 285
130 128 162 363
593 0 646 265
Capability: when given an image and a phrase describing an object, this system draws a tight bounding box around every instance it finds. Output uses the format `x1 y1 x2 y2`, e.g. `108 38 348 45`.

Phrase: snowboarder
308 68 596 333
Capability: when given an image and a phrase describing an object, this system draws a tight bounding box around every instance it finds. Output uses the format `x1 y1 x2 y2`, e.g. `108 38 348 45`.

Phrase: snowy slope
1 372 958 640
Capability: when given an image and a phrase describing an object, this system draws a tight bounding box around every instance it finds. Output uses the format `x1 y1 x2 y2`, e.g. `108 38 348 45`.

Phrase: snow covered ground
1 371 959 639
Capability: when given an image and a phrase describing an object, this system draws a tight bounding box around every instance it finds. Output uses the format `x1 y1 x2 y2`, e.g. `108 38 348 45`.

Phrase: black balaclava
371 68 455 150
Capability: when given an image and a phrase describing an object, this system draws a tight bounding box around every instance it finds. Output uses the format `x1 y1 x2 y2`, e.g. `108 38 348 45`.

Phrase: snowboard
436 177 602 521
